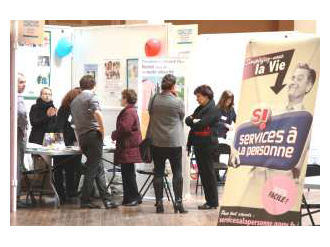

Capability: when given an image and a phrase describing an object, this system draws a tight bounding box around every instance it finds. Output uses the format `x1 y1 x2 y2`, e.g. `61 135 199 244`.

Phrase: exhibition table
25 144 115 208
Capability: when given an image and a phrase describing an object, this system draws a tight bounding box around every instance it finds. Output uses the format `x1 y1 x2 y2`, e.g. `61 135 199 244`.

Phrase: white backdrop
17 25 73 150
72 24 171 136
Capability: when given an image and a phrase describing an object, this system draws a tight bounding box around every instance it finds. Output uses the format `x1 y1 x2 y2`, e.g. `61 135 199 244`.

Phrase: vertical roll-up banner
218 36 320 226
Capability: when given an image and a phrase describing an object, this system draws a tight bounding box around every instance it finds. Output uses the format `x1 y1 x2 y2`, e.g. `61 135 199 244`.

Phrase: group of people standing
16 73 236 214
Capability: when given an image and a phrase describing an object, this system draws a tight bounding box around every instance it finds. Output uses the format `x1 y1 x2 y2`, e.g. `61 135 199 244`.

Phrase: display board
126 58 138 92
72 25 170 111
16 31 51 100
218 36 320 226
138 58 186 138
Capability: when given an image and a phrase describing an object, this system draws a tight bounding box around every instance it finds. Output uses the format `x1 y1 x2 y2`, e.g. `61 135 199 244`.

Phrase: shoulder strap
149 93 158 115
146 94 158 139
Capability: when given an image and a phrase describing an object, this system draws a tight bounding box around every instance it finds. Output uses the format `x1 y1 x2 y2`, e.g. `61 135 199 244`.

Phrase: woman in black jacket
214 90 236 181
53 88 82 203
216 90 236 139
29 87 57 145
185 85 220 210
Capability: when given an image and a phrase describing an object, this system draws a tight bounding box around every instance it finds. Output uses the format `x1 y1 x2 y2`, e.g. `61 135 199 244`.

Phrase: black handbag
139 138 153 163
139 94 157 163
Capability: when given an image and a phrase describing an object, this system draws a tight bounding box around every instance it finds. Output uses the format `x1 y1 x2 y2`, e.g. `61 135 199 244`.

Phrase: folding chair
137 169 175 205
299 164 320 226
194 143 230 194
22 155 51 206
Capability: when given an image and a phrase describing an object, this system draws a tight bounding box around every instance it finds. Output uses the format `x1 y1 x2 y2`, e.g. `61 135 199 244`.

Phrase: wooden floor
10 184 319 226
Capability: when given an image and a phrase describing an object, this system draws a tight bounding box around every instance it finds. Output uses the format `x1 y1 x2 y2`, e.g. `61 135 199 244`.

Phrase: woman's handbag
139 94 157 163
139 138 153 163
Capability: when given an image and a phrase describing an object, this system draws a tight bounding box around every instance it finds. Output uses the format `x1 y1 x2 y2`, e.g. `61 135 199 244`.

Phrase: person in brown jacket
111 89 142 206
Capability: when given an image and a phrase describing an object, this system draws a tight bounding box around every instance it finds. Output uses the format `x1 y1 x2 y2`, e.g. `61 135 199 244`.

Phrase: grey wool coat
147 92 185 147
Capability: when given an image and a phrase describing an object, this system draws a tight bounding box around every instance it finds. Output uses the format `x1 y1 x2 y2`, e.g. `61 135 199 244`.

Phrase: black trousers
53 154 82 199
79 130 111 203
194 144 219 207
121 163 139 202
151 145 183 201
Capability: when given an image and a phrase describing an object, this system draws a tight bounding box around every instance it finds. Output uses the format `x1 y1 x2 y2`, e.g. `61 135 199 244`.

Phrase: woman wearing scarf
29 87 57 145
185 85 220 210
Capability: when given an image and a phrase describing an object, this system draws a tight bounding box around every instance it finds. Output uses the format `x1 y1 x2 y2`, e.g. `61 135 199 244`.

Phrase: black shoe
80 202 101 209
155 201 164 213
122 199 139 206
17 201 28 209
198 203 218 210
103 199 119 209
59 195 68 204
67 191 80 198
174 201 188 214
123 195 142 205
137 195 142 204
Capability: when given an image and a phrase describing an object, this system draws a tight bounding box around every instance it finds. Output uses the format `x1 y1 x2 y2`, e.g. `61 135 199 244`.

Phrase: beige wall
294 20 317 34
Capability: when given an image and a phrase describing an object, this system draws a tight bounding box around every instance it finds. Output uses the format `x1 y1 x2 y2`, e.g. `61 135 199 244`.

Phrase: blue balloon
55 37 73 58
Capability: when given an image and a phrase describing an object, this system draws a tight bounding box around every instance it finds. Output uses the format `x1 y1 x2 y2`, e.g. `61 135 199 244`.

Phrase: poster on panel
98 59 125 108
18 20 44 46
84 64 98 84
127 58 139 92
139 58 186 139
17 31 51 100
218 36 320 226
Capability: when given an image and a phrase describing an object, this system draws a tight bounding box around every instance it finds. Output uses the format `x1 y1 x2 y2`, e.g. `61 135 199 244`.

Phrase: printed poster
171 24 198 58
98 59 124 108
18 20 44 46
127 58 138 92
218 36 320 226
84 64 98 84
17 31 51 100
138 58 186 138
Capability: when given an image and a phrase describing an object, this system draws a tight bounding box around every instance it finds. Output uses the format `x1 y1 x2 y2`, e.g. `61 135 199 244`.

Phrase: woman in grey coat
148 74 188 214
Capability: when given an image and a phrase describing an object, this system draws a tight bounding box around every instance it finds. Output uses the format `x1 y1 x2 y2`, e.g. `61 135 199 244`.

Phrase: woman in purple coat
111 89 142 206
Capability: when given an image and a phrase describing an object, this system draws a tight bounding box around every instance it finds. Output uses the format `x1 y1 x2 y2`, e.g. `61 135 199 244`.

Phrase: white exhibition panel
71 24 171 135
17 26 73 161
71 25 193 198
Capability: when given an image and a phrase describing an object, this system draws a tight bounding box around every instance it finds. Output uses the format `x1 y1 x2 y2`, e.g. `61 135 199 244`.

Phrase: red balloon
145 38 161 56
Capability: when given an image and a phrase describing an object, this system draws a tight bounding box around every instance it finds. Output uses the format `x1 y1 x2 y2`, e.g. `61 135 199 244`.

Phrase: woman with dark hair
53 87 83 203
111 89 142 206
185 85 220 210
214 90 237 182
216 90 236 138
148 74 187 214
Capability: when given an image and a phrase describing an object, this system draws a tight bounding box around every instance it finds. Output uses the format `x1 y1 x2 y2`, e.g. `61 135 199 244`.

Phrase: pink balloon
145 38 161 56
